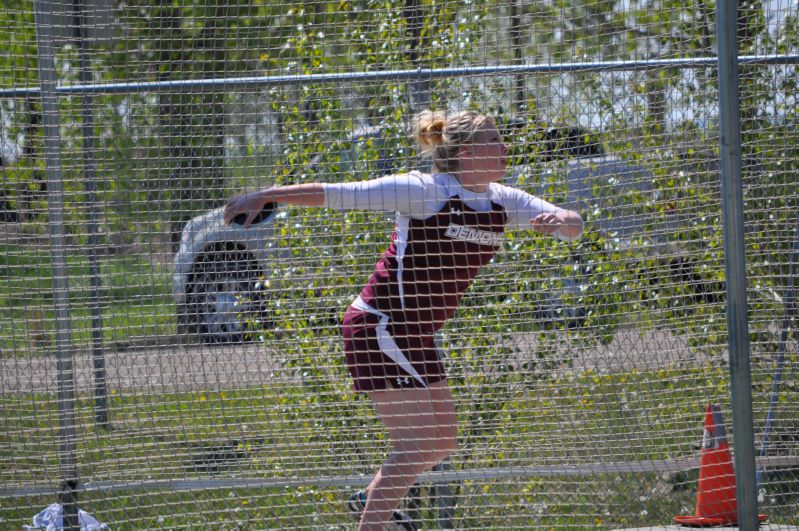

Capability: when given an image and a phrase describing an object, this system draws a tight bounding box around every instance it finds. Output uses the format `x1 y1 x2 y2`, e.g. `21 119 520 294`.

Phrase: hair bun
410 109 492 173
414 110 447 151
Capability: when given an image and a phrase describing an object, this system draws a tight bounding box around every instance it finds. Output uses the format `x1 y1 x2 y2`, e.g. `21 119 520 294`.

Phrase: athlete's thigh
370 386 438 449
370 381 457 450
427 380 458 443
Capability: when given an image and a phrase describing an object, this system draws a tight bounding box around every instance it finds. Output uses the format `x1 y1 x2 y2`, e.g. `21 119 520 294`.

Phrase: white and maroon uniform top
324 171 570 333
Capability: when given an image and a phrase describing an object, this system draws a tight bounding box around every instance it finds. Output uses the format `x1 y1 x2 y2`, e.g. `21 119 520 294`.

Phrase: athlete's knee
435 417 459 455
413 442 456 470
383 449 430 478
384 443 455 479
427 437 457 466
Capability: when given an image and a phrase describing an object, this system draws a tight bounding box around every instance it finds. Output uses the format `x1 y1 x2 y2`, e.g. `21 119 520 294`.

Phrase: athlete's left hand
531 212 563 235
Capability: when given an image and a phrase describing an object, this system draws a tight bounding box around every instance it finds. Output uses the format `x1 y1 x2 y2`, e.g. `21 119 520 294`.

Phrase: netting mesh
1 1 798 529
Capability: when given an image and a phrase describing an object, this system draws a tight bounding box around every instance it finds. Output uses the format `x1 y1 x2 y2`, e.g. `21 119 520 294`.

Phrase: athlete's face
459 123 509 190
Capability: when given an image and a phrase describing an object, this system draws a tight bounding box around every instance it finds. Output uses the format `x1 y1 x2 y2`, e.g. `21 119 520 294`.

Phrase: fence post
33 1 80 528
72 0 109 429
715 2 759 529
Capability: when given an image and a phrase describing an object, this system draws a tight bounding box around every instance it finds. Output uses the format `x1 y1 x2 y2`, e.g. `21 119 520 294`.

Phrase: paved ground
0 327 713 395
0 341 291 395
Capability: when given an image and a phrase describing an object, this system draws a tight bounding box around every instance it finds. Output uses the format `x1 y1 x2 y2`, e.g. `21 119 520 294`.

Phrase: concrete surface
0 326 713 394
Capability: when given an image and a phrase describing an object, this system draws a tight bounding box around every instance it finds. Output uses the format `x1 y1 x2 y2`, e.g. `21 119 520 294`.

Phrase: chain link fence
1 0 798 529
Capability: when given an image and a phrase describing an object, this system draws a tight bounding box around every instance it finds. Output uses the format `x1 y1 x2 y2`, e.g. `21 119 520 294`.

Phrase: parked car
173 202 281 343
505 124 657 246
504 124 721 325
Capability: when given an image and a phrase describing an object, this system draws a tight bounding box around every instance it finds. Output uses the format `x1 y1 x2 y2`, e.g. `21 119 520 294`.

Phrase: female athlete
224 109 583 530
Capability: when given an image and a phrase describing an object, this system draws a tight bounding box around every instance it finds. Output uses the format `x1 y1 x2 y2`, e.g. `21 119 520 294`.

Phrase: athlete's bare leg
358 380 457 531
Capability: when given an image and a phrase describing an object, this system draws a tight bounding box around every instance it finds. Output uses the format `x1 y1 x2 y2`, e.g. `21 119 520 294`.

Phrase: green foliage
0 2 38 87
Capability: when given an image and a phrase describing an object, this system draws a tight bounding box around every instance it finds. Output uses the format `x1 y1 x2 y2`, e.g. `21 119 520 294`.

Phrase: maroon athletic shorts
341 303 446 393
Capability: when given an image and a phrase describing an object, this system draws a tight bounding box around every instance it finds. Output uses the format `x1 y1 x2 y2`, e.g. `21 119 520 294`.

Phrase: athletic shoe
347 490 418 530
347 489 368 517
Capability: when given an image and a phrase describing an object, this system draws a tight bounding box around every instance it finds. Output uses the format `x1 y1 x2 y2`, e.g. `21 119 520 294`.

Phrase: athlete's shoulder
378 170 437 195
395 170 432 189
488 182 532 204
408 171 457 197
407 170 449 184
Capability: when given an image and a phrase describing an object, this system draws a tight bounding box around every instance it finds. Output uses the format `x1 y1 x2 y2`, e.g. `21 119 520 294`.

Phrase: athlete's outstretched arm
502 186 583 242
225 173 434 227
224 184 326 226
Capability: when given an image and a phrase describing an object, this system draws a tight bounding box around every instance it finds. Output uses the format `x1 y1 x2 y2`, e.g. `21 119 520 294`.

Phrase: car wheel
185 251 266 344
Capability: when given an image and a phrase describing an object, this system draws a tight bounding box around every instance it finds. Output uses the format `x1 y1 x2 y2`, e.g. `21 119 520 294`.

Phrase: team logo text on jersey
444 223 503 247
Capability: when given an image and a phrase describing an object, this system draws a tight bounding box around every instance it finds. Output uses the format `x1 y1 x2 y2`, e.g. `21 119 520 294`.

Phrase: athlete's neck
453 174 489 193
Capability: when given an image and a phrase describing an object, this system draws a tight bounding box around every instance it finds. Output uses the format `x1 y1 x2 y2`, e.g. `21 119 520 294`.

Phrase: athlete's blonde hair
413 110 495 173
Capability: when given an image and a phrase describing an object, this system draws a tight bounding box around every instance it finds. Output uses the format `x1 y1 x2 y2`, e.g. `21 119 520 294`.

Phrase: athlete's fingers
223 202 242 225
532 212 557 223
227 209 255 227
224 194 258 226
531 212 560 234
224 195 243 223
223 205 234 224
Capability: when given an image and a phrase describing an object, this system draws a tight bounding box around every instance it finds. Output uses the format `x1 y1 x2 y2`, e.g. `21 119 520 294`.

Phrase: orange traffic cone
674 404 767 527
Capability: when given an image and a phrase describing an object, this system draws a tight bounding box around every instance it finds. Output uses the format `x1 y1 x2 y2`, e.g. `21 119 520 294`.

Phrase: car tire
183 249 266 344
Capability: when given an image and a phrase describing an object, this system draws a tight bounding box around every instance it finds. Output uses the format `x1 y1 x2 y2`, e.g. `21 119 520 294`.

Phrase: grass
0 243 175 356
1 366 797 529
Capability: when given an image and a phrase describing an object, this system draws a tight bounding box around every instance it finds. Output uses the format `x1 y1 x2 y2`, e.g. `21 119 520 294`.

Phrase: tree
0 3 46 222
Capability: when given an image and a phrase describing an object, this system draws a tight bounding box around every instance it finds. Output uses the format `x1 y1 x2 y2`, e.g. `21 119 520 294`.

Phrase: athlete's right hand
223 192 266 226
